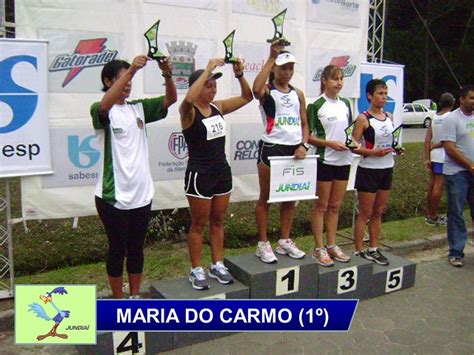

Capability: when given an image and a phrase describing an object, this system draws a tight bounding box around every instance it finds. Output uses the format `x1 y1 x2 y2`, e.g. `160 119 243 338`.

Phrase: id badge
202 115 226 141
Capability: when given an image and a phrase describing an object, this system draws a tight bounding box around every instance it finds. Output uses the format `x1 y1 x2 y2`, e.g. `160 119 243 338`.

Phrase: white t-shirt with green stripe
90 97 167 210
307 94 353 166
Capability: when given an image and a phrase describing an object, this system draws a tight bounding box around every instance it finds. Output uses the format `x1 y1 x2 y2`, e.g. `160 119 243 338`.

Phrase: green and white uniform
90 97 167 209
307 94 353 166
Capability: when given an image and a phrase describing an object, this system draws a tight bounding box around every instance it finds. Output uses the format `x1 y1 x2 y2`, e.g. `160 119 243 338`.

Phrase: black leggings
95 196 152 277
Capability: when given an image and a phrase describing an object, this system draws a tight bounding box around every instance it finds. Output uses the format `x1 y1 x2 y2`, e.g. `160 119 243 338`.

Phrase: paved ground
1 244 473 355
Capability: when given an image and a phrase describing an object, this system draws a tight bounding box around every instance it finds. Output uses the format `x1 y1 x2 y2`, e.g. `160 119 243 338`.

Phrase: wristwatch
300 142 310 151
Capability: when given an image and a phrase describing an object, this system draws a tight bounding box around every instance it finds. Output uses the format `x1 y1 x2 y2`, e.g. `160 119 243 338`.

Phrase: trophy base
266 38 291 46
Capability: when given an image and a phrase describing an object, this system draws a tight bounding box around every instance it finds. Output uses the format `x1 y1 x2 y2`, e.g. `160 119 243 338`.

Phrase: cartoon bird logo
28 287 71 341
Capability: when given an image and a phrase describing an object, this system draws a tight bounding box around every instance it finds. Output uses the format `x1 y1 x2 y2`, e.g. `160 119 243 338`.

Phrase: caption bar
97 299 358 332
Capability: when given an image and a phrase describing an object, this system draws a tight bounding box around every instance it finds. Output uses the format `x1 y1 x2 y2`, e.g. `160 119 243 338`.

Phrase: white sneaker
275 239 306 259
256 241 278 263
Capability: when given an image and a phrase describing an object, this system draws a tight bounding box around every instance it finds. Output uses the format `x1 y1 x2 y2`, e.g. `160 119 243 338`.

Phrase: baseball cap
275 52 296 66
188 69 223 87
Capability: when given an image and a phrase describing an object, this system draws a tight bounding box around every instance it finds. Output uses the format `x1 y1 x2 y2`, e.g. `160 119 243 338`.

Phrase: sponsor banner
41 128 99 188
357 62 404 129
307 0 362 28
0 39 52 177
97 299 357 331
307 49 360 99
268 155 317 203
15 285 96 344
148 125 189 181
231 42 268 95
39 29 123 93
144 0 217 10
143 36 217 94
232 0 296 19
230 122 262 175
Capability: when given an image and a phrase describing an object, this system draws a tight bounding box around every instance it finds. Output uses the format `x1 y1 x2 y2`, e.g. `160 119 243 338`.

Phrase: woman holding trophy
253 41 309 264
180 58 253 290
307 65 354 267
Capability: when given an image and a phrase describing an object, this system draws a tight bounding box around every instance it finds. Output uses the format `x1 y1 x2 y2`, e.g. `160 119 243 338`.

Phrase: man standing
441 85 474 267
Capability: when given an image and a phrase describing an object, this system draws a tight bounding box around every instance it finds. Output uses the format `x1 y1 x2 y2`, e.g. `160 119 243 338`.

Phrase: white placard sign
0 39 52 177
268 155 318 203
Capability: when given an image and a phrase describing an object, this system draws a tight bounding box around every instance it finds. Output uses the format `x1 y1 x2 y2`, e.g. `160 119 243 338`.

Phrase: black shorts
355 166 393 193
317 161 351 182
184 166 233 199
257 140 300 167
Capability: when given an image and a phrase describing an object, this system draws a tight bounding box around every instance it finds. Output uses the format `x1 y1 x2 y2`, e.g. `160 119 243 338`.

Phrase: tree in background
385 0 473 103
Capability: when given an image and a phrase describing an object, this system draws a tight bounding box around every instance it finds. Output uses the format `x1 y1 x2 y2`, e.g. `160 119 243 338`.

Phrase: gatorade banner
0 39 52 178
268 155 318 203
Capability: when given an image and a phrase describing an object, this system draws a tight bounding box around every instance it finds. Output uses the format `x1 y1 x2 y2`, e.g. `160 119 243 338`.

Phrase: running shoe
312 247 334 267
448 256 463 267
256 241 278 263
189 266 210 290
364 248 389 266
129 295 141 299
327 245 351 262
209 261 234 284
435 216 447 226
275 238 306 259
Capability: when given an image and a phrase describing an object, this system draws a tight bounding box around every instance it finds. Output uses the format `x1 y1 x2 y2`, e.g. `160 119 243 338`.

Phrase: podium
224 253 318 299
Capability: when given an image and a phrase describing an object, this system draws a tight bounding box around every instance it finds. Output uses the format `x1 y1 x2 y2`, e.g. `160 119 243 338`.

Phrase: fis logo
49 38 118 87
283 166 304 176
168 132 188 159
358 73 396 114
313 56 357 82
0 56 38 134
68 135 100 168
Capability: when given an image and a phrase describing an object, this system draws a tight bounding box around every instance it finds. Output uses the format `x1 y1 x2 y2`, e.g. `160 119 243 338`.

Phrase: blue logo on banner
68 135 100 168
0 55 39 134
358 73 397 114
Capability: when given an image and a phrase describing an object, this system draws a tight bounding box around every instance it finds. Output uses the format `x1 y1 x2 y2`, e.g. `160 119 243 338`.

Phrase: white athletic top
307 94 353 166
259 84 302 145
430 112 449 163
90 97 167 209
358 111 395 169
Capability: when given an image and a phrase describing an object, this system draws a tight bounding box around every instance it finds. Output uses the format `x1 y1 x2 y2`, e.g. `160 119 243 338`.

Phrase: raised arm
98 55 148 120
157 57 177 109
252 41 283 100
179 58 225 129
214 59 253 115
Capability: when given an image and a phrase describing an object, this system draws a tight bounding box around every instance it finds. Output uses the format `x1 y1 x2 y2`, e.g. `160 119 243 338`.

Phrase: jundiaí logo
49 38 118 87
68 135 100 168
0 55 38 134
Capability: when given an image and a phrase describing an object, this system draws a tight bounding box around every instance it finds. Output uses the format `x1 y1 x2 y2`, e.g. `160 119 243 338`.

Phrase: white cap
275 52 296 66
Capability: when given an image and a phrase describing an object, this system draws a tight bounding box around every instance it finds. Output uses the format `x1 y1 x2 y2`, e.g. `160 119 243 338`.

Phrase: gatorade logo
0 55 38 134
68 135 100 168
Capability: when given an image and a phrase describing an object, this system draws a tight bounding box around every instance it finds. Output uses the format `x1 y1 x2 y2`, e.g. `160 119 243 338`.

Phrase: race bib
202 115 226 141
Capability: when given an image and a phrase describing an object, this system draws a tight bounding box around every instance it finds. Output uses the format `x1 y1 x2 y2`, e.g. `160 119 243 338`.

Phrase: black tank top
183 104 229 173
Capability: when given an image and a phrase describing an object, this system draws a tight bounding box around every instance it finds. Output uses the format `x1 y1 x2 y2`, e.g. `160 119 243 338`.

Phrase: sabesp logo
168 132 188 159
358 73 396 114
312 56 357 82
0 55 38 134
68 135 100 168
49 38 118 87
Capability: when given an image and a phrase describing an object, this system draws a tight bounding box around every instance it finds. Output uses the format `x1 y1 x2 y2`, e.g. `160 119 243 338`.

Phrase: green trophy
392 124 403 152
144 20 166 61
345 122 358 149
266 8 291 46
223 30 238 64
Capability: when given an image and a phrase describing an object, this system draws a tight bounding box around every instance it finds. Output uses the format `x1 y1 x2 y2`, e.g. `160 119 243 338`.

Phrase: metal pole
0 179 13 299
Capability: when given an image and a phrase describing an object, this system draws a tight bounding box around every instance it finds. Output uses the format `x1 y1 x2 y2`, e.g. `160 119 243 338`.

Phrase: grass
14 214 448 291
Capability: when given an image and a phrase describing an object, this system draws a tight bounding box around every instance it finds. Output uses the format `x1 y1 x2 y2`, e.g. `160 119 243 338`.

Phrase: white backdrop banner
307 0 363 28
268 155 318 203
15 0 370 219
0 39 52 177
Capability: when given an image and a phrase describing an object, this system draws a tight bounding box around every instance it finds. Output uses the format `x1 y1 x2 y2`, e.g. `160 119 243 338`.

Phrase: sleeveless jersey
430 112 449 163
358 111 395 169
307 94 353 166
183 103 229 173
259 84 302 145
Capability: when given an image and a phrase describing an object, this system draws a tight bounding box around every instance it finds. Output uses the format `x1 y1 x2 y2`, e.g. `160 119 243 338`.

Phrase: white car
402 103 435 128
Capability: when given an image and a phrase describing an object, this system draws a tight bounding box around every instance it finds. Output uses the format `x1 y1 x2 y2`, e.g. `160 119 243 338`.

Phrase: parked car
402 103 435 127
